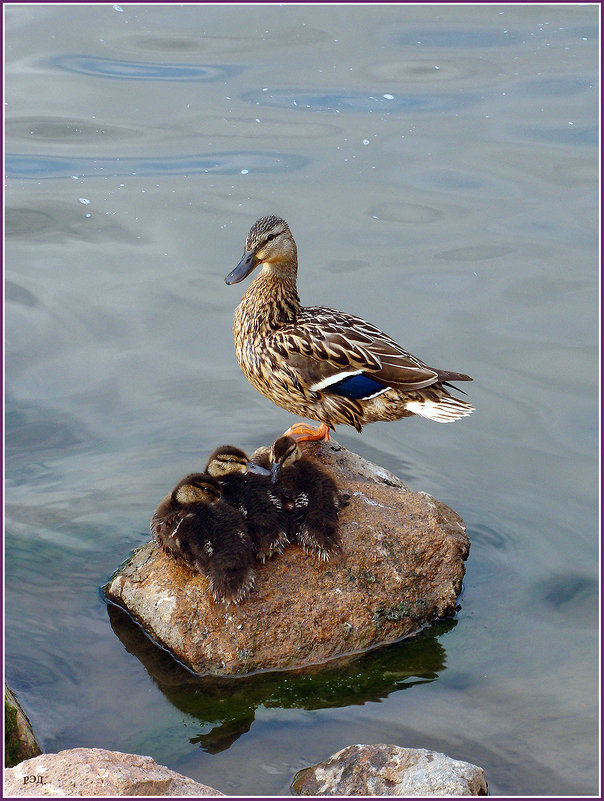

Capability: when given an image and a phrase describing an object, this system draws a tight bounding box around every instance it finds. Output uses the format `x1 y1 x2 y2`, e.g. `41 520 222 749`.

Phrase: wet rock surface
5 684 42 768
3 748 223 797
104 439 469 676
291 743 488 796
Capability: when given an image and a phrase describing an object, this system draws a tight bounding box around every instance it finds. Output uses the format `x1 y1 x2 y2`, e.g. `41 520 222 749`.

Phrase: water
4 4 599 796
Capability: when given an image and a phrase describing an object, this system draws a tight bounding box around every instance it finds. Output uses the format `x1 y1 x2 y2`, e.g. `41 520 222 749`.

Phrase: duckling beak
270 463 282 484
225 250 257 285
246 461 271 476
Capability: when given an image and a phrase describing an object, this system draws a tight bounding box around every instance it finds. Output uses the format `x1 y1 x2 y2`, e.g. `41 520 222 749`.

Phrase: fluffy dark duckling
150 472 256 604
269 436 345 560
205 445 288 562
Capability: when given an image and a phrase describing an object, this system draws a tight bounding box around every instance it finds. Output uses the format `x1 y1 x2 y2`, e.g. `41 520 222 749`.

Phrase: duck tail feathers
405 391 474 423
434 368 473 382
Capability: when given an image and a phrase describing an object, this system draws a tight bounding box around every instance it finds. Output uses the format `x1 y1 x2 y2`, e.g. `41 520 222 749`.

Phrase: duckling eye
266 233 276 243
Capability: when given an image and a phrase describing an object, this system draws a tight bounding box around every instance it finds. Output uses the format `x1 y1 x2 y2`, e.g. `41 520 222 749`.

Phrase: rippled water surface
4 4 599 796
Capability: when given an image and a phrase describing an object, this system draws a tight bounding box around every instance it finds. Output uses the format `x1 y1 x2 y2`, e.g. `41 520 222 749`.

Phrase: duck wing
272 306 440 398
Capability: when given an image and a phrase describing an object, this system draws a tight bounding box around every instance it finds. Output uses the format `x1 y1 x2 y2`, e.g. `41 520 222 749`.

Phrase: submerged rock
4 684 42 768
291 743 488 796
104 439 469 676
3 748 222 797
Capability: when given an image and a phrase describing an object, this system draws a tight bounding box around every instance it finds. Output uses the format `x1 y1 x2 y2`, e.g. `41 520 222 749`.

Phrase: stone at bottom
291 743 488 796
3 748 223 797
104 439 470 676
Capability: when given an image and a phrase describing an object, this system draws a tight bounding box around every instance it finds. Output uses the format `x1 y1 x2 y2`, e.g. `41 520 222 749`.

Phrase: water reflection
51 54 242 82
5 281 38 307
117 26 332 55
399 270 480 296
5 203 141 244
468 524 513 552
119 33 236 55
529 573 598 623
107 604 454 754
6 116 140 144
6 151 307 180
242 88 478 114
549 24 599 42
5 398 88 465
369 201 443 225
516 77 593 98
435 244 514 262
366 56 500 84
510 124 597 147
324 259 368 275
381 25 522 48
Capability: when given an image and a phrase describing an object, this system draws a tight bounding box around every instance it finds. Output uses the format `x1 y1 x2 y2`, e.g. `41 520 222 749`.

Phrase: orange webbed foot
283 422 331 443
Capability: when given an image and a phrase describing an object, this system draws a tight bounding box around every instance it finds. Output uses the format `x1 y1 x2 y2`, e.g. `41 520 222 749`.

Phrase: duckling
205 445 288 562
268 435 344 561
225 216 474 441
150 472 256 604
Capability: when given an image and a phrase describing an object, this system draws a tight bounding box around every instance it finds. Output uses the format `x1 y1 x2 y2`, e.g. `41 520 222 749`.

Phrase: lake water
4 3 599 796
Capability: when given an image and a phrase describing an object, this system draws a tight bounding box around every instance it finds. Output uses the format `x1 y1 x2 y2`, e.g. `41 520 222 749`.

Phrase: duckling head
225 215 297 285
205 445 250 478
173 473 222 505
269 435 302 483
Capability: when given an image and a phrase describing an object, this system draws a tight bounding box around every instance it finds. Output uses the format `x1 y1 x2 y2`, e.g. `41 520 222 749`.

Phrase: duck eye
266 233 276 243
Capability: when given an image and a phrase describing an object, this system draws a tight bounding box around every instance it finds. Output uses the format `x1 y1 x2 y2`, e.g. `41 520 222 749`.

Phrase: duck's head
173 473 222 505
205 445 249 477
225 215 297 285
269 435 302 483
207 444 272 478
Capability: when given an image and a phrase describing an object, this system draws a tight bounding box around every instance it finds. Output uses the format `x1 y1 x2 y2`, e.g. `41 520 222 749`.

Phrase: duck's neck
243 264 301 328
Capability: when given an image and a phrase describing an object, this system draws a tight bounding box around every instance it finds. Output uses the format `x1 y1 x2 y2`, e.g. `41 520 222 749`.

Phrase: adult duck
225 216 473 441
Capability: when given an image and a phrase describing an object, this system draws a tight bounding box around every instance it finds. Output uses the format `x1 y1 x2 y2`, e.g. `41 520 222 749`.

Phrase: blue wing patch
327 373 388 399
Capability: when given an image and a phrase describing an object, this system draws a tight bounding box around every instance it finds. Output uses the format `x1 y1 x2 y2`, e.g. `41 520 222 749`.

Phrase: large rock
291 743 488 796
5 685 42 767
3 748 222 797
104 439 469 676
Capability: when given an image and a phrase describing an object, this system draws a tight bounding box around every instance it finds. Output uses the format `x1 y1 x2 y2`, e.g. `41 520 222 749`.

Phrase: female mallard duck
150 472 256 604
205 444 288 562
225 215 473 441
268 435 344 560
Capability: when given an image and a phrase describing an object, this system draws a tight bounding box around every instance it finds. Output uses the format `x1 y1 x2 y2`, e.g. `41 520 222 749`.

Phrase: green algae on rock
4 685 42 768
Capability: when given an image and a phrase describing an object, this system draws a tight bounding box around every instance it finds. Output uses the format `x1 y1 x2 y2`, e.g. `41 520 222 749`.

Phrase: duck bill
225 250 257 285
270 463 282 484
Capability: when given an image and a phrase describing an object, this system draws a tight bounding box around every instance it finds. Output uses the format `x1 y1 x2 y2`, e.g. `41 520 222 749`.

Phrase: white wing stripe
362 386 391 399
310 369 363 392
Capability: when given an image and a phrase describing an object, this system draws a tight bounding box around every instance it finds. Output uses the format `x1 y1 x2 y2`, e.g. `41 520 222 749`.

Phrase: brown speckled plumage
225 216 474 433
